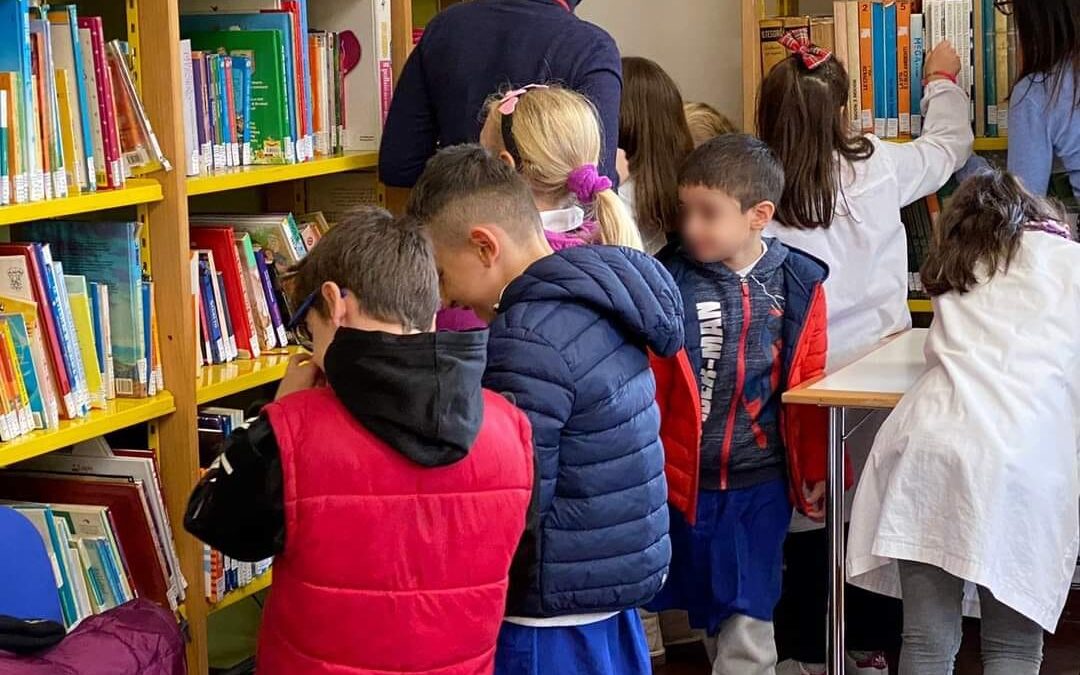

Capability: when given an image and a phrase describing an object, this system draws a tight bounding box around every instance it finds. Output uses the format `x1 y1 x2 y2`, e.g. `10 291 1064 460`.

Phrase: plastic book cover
197 254 224 364
201 249 235 360
0 0 40 201
54 69 81 194
180 39 199 176
191 50 212 174
235 234 275 350
883 1 898 138
0 313 43 429
30 11 68 199
0 319 23 439
27 33 53 200
252 244 287 347
88 281 114 400
214 271 238 360
982 0 998 136
28 248 86 417
871 0 887 137
910 13 924 135
182 15 298 163
48 259 90 416
189 30 289 165
78 16 124 189
1 319 33 433
0 73 25 204
276 0 311 160
64 275 105 409
204 53 225 169
192 214 304 273
230 55 253 165
0 293 59 428
0 319 31 434
140 281 153 396
16 221 147 398
77 26 106 189
106 40 169 175
191 227 261 359
49 6 95 192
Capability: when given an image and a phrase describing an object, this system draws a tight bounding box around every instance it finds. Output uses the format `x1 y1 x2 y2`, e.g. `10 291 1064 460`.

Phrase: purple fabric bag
0 600 185 675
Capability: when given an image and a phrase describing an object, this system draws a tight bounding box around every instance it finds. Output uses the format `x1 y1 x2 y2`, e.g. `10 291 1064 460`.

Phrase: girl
847 171 1080 675
759 29 973 675
480 84 643 251
618 57 695 254
683 101 738 147
1006 0 1080 200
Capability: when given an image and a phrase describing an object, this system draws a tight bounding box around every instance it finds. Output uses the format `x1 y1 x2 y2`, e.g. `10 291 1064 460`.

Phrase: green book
187 30 289 165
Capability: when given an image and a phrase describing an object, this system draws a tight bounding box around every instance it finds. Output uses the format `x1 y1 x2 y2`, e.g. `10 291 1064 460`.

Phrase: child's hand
275 354 324 400
802 480 826 522
925 41 961 82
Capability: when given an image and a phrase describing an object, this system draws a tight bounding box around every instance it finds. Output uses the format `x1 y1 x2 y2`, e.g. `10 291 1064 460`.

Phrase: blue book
0 0 35 202
51 5 96 191
982 0 998 136
198 256 224 363
253 245 286 347
872 0 887 137
16 221 148 398
214 271 236 359
230 55 252 165
93 537 126 607
48 261 89 416
28 246 87 417
140 281 153 395
1 313 44 429
884 1 899 138
29 10 67 199
88 281 108 394
180 13 299 163
911 13 925 136
213 56 232 166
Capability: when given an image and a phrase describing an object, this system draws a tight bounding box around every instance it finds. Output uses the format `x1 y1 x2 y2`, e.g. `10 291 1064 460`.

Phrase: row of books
4 437 187 627
177 0 393 176
0 222 162 439
198 405 272 603
0 2 168 206
190 212 331 365
760 0 1015 140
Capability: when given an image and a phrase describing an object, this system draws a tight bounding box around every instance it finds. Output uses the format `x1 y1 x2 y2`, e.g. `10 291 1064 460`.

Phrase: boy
650 134 830 675
408 144 684 675
184 208 534 675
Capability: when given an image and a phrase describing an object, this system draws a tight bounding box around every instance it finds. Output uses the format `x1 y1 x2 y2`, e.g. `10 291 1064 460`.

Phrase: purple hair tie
567 164 612 203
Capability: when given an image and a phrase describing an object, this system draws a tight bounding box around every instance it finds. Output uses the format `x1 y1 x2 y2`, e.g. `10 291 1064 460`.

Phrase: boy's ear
748 200 776 230
321 281 348 326
496 150 517 171
468 226 502 268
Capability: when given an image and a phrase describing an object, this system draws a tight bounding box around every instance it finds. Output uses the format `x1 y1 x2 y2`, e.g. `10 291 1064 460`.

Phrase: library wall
577 0 744 126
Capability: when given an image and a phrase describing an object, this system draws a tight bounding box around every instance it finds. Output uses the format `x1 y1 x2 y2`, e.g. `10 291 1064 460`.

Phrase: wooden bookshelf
209 570 273 614
187 152 379 196
196 348 302 404
0 179 163 227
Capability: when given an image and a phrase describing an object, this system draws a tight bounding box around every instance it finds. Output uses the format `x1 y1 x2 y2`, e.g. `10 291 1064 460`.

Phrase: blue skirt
494 610 651 675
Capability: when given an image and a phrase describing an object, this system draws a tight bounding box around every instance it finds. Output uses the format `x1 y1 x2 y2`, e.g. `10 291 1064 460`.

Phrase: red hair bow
778 28 833 71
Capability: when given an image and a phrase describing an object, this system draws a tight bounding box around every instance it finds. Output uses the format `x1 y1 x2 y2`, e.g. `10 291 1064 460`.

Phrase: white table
783 329 928 675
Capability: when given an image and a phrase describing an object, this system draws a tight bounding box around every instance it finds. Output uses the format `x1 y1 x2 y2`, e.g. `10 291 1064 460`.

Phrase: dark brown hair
1012 0 1080 108
619 56 694 235
288 207 440 331
921 171 1065 296
680 133 785 211
757 55 874 229
407 144 543 246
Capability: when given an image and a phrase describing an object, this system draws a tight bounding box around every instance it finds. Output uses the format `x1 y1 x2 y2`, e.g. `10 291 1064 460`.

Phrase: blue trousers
494 610 651 675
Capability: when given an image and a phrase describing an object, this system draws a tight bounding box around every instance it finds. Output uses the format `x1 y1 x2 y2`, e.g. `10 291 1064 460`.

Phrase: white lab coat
766 80 973 531
847 232 1080 631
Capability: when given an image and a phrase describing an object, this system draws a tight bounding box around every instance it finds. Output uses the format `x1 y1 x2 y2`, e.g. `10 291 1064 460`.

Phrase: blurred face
431 230 510 324
680 185 762 264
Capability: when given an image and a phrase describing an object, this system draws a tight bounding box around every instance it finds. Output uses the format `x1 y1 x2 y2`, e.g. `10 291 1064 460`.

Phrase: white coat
846 232 1080 631
766 80 973 372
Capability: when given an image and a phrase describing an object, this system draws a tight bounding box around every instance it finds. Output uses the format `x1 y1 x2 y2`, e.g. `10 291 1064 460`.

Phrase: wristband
923 71 958 85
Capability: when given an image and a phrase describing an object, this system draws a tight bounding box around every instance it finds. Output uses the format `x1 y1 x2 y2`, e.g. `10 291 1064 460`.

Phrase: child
408 144 684 675
618 56 695 253
480 84 643 250
847 171 1080 675
184 208 534 675
1007 0 1080 200
684 101 738 147
651 133 828 675
759 29 973 675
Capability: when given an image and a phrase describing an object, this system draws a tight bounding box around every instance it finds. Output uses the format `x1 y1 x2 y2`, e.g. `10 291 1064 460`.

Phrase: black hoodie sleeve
184 415 285 562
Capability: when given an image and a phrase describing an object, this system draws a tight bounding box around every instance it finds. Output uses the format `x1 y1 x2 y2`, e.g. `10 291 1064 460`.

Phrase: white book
78 28 106 190
48 28 87 192
179 40 199 177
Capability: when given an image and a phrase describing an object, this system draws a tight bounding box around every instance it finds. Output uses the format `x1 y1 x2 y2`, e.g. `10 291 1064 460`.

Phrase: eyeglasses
993 0 1012 15
288 287 347 351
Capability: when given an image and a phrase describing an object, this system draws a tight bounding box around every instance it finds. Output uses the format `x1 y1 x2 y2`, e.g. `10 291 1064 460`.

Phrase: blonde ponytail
593 189 644 250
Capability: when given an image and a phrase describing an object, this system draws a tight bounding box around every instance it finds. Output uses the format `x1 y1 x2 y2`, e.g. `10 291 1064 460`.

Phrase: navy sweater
378 0 621 188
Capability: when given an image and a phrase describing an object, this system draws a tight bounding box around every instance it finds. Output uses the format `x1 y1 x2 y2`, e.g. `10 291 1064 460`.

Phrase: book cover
219 54 237 166
0 318 32 434
106 40 169 175
214 271 238 361
0 247 74 418
910 12 924 135
49 6 95 192
77 26 106 189
810 17 835 53
758 19 786 80
191 51 212 174
832 3 852 131
15 221 147 398
205 53 226 169
201 250 235 361
310 33 327 155
274 1 311 160
180 39 199 176
994 5 1009 133
253 243 287 347
28 29 58 200
231 56 253 165
972 0 986 137
0 320 24 438
981 0 997 136
197 254 225 363
46 258 89 415
0 313 40 428
235 233 276 349
884 1 899 138
140 281 154 396
88 281 114 400
31 10 67 198
0 73 25 203
0 292 58 427
896 1 912 136
0 0 40 202
65 275 105 409
192 214 306 273
188 30 290 165
78 17 124 189
190 227 261 359
54 69 81 194
858 2 875 133
871 0 887 137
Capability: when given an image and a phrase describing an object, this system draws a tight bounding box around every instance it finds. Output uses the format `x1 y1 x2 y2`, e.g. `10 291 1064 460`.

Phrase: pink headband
497 84 549 115
567 164 611 203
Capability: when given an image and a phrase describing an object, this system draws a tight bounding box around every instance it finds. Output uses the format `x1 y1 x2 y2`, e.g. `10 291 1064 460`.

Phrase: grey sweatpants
704 614 777 675
897 560 1044 675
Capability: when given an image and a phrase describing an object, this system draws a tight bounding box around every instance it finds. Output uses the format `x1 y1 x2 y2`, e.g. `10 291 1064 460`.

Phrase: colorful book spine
858 2 875 133
180 39 199 176
41 255 89 417
910 13 924 136
981 0 997 136
197 257 223 364
896 1 912 136
253 245 287 347
0 89 8 205
871 0 887 137
884 1 899 138
221 55 238 167
191 51 212 174
213 272 237 360
57 6 96 192
78 17 124 189
994 4 1009 133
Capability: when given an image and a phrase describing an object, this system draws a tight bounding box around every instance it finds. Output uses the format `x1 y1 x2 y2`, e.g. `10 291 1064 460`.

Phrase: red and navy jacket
658 237 830 515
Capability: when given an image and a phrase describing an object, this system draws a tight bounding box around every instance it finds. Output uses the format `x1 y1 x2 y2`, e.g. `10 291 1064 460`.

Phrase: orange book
858 2 875 133
896 1 912 137
309 36 324 155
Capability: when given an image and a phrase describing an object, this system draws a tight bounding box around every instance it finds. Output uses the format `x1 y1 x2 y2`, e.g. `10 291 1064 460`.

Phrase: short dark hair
407 144 543 246
679 133 785 211
288 206 439 331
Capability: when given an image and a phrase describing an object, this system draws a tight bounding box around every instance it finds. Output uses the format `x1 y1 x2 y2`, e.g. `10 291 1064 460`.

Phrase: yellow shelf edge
196 348 301 404
209 570 272 613
0 180 163 227
0 392 176 468
886 136 1007 152
187 152 378 196
908 299 934 313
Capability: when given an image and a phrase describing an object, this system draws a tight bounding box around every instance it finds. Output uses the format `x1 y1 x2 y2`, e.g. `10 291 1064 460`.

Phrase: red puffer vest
257 387 533 675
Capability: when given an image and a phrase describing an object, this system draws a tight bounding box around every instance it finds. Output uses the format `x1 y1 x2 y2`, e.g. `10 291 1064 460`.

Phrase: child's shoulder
770 238 829 285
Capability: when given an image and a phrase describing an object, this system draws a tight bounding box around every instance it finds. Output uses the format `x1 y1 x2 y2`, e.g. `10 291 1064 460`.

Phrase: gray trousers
704 614 777 675
897 561 1044 675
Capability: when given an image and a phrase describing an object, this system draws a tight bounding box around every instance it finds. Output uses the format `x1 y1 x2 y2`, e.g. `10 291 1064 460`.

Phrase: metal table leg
827 406 846 675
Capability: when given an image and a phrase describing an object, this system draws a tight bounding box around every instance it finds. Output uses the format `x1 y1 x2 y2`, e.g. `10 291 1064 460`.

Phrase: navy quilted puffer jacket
484 245 685 617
